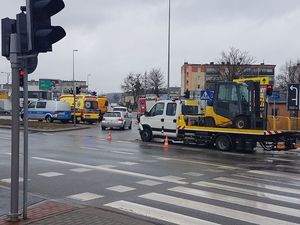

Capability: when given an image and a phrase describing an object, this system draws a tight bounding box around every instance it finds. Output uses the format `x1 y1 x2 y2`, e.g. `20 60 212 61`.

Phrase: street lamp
167 0 171 98
87 74 91 93
72 49 78 126
0 71 10 84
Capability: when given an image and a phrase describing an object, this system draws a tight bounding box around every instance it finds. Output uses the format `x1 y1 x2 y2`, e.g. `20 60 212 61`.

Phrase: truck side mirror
144 111 150 117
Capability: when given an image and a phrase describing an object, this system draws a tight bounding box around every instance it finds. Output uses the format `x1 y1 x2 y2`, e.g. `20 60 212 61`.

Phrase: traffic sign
39 79 60 91
287 84 300 111
271 91 280 101
200 90 214 100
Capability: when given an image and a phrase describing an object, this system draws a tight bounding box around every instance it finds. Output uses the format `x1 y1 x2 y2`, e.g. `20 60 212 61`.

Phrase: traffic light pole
22 60 29 220
9 33 21 222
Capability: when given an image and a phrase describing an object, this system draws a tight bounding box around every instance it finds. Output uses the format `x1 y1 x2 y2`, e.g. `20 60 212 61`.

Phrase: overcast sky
1 0 300 93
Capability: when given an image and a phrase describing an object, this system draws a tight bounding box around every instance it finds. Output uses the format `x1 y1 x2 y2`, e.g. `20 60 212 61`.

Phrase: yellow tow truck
139 81 300 152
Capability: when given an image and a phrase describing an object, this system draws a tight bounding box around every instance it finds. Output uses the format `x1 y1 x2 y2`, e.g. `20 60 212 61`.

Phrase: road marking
80 146 103 151
170 186 300 218
116 140 131 144
267 157 295 162
136 180 163 186
233 174 300 187
1 177 25 183
67 192 103 201
37 172 64 177
214 177 300 195
184 172 203 177
95 164 116 168
139 159 158 163
205 169 224 173
140 193 299 225
193 181 300 205
111 151 133 155
119 161 139 165
160 176 185 181
155 156 239 169
32 157 188 184
106 185 136 193
105 200 219 225
69 168 93 173
248 170 300 181
41 133 54 136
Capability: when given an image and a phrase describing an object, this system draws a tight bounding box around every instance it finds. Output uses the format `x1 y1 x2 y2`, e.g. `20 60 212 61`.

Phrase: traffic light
26 0 66 53
1 18 16 58
19 67 25 87
266 85 273 96
184 89 190 99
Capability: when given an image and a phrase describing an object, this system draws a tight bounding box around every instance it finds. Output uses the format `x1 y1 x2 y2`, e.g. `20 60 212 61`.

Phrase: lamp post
72 49 78 126
87 74 91 93
167 0 171 98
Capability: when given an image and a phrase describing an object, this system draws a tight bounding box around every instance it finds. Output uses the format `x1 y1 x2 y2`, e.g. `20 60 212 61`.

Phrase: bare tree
142 71 149 95
276 60 300 90
148 68 165 96
121 73 143 103
217 47 256 81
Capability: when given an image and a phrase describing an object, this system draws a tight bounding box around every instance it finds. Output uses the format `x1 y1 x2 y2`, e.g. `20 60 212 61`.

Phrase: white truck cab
139 100 200 142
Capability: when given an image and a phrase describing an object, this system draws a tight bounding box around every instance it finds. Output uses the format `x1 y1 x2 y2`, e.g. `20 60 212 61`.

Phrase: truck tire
140 127 152 142
234 116 249 129
45 115 53 123
216 135 231 151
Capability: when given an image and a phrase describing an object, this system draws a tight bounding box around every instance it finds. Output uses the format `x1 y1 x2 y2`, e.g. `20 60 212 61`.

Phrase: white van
21 100 71 123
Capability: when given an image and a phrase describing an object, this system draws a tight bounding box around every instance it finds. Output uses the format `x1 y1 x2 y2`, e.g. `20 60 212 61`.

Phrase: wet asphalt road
1 122 300 225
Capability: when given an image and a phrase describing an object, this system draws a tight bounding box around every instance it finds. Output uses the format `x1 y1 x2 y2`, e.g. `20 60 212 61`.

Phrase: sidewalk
0 187 161 225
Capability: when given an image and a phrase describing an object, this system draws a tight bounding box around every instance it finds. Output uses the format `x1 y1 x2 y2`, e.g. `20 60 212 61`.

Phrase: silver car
101 111 132 130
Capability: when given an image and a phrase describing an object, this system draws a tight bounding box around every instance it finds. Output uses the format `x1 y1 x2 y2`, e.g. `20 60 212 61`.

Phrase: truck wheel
234 116 249 129
45 116 53 123
216 135 231 151
140 128 152 142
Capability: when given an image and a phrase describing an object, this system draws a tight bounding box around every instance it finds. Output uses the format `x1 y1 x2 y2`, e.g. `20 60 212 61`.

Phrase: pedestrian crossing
105 172 300 225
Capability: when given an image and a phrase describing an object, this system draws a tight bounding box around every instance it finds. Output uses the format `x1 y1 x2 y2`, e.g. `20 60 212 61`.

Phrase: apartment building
181 62 275 97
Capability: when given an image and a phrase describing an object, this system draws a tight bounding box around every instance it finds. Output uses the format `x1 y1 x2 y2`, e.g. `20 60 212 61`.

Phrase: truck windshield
85 101 98 109
182 105 199 115
239 84 250 104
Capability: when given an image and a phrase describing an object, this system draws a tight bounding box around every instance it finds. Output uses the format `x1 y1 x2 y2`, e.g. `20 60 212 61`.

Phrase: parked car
101 111 132 130
20 100 71 123
113 106 131 117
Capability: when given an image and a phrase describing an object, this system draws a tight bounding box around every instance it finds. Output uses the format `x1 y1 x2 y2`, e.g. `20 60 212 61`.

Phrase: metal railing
267 116 300 131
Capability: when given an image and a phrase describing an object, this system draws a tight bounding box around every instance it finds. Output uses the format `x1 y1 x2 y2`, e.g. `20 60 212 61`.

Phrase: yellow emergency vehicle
60 94 99 124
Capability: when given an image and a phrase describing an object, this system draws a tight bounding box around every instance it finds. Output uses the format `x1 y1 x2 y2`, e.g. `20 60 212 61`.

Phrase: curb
0 125 94 133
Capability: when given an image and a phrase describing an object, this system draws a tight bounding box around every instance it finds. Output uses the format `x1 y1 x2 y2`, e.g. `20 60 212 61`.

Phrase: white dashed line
70 168 93 173
68 192 103 201
38 172 64 177
119 161 139 165
32 157 188 184
136 180 163 186
106 185 136 193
